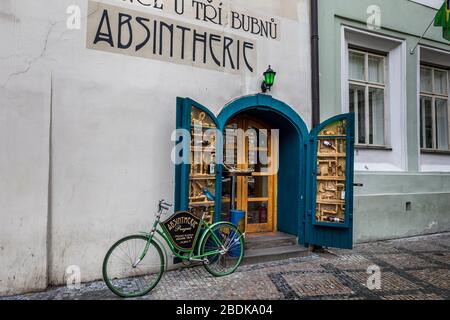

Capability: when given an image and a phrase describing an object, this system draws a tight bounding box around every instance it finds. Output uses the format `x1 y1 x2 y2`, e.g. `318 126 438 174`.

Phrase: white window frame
342 26 407 172
419 65 450 151
348 48 388 147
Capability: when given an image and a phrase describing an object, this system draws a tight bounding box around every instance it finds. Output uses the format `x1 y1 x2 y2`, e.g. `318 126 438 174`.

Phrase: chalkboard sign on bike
102 199 245 298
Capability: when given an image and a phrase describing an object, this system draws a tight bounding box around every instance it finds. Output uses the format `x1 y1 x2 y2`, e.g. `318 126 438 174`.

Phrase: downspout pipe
310 0 322 252
311 0 320 128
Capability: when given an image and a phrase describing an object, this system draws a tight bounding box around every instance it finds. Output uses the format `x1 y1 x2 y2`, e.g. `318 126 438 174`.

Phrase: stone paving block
352 242 403 254
345 271 421 292
382 293 444 300
327 254 374 270
422 252 450 266
407 269 450 290
284 272 354 298
373 253 439 269
394 239 448 253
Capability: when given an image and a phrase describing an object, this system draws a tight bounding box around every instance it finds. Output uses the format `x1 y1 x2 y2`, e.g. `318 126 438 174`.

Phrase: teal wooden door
305 114 355 249
174 98 221 221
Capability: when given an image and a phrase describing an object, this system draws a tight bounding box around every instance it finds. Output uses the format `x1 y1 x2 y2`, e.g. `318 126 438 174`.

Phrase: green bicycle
102 199 245 298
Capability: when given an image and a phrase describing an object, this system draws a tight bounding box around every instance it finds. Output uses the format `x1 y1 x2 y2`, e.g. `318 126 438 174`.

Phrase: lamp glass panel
265 72 275 86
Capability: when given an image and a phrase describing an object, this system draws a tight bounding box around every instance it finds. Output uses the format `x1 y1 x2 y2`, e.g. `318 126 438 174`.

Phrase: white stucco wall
0 72 51 295
0 0 311 295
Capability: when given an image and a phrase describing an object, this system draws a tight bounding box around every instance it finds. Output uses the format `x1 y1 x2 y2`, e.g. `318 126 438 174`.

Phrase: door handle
353 183 363 187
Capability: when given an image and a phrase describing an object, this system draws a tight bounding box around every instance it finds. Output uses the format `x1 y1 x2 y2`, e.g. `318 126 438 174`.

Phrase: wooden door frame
228 116 277 234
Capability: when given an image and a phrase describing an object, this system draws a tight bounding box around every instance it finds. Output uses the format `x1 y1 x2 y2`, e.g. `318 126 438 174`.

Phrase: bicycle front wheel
200 223 245 277
102 235 164 298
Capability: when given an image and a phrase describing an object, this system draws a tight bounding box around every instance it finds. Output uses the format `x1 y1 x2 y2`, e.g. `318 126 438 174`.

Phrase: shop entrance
224 116 277 234
175 94 355 250
219 105 303 237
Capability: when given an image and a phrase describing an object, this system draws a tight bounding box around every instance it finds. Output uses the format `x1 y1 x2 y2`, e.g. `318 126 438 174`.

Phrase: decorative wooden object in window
316 120 347 224
189 106 217 224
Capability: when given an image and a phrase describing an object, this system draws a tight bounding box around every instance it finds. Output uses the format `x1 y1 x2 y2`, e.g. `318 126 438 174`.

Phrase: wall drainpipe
311 0 320 128
310 0 323 252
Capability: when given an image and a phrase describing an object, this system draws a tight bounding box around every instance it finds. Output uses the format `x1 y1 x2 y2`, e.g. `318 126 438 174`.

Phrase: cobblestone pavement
2 233 450 300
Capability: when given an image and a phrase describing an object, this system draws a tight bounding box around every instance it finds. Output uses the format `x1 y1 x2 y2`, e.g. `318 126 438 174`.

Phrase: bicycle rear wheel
102 235 164 298
200 223 245 277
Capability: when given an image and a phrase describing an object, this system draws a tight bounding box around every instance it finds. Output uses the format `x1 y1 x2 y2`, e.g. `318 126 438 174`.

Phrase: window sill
355 145 392 151
421 149 450 156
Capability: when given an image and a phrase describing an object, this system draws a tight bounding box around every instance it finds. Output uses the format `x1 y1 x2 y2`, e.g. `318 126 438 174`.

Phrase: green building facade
318 0 450 242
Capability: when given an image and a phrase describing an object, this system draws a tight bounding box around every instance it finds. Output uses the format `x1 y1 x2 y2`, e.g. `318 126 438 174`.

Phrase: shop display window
315 119 348 224
189 106 217 224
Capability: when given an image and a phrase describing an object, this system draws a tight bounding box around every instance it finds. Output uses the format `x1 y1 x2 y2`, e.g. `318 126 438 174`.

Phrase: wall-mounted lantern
261 65 276 93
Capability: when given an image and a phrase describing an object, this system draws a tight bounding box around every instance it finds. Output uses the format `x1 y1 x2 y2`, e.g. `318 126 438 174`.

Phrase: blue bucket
229 210 245 257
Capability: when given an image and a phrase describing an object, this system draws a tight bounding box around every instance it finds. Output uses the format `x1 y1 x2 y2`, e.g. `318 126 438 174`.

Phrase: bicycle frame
137 211 228 265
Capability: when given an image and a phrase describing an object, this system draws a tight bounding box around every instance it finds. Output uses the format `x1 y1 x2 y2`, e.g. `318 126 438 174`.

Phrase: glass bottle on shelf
209 154 216 175
259 203 268 224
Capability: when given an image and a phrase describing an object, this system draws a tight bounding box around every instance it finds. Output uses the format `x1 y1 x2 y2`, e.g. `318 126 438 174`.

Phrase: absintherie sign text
87 0 259 74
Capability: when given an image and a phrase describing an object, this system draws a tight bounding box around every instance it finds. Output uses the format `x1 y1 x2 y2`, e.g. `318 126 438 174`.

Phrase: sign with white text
161 211 202 250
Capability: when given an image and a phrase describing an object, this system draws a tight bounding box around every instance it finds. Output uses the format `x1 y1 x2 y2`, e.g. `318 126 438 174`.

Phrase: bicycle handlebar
158 199 172 212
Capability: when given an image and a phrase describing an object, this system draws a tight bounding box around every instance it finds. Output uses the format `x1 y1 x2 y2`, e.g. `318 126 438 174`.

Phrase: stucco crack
1 20 61 88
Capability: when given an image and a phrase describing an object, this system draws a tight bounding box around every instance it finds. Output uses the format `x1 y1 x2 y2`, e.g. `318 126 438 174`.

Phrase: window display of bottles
315 120 347 224
247 202 268 224
189 106 217 224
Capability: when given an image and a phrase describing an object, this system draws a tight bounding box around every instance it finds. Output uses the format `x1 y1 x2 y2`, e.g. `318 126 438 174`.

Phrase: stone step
242 245 310 265
245 233 298 250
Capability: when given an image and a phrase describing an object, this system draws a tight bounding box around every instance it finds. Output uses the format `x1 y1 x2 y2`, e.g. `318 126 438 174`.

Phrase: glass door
244 120 276 233
223 117 277 233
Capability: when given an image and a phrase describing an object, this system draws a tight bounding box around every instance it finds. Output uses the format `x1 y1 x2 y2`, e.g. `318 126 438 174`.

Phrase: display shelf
190 175 216 180
191 124 216 130
191 146 216 152
318 153 346 158
317 199 345 205
316 176 345 181
188 106 218 225
315 119 348 225
318 135 347 138
189 201 215 207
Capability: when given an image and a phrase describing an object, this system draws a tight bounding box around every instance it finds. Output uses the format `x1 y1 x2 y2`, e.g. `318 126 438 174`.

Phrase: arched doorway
217 95 309 238
174 94 355 249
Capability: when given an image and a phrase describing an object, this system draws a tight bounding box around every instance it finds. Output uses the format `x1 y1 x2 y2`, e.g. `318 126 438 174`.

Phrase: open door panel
174 98 221 224
306 113 355 249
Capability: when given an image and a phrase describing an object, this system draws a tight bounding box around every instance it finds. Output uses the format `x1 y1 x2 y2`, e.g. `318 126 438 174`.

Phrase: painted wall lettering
120 0 164 10
114 0 281 40
230 12 279 40
87 0 257 74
